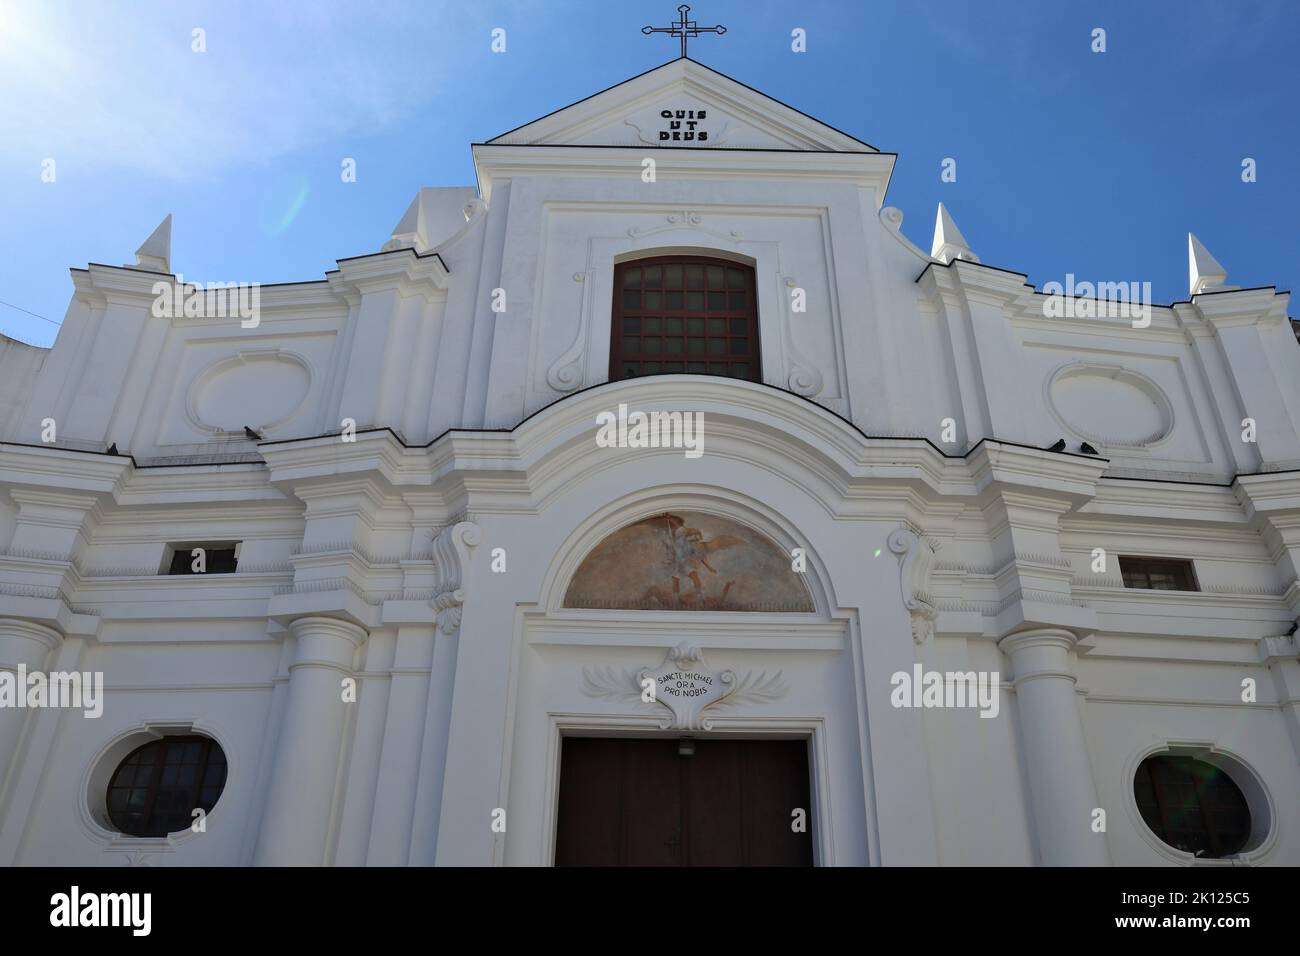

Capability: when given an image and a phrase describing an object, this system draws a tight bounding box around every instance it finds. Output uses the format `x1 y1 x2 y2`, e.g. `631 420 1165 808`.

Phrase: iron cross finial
642 4 727 59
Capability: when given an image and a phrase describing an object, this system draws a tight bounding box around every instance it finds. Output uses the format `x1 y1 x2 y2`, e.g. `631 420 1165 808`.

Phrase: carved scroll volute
780 275 824 398
887 528 939 644
430 520 483 635
546 272 592 392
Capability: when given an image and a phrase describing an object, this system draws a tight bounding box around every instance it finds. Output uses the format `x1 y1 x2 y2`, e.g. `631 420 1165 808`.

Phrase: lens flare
260 174 310 236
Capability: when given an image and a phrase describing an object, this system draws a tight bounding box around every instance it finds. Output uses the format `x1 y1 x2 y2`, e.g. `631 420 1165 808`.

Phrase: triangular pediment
487 58 875 152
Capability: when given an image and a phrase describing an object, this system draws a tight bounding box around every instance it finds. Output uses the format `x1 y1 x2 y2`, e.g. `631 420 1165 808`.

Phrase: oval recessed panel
189 353 310 435
1048 365 1172 446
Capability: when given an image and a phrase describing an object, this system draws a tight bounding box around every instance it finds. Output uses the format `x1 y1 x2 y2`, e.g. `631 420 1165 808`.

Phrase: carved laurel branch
708 670 789 710
581 666 644 704
580 661 790 725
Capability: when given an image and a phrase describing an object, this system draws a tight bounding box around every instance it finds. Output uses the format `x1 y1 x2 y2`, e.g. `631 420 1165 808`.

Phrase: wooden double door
554 736 813 866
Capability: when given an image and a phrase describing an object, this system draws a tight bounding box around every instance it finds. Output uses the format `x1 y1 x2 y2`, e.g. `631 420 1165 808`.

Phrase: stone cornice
1010 296 1184 339
259 429 419 494
200 383 1121 518
8 390 1291 546
252 282 343 311
6 488 106 518
967 440 1107 507
1072 582 1291 611
921 265 1196 342
915 266 961 308
1080 478 1248 527
917 259 1033 308
71 264 350 322
0 592 100 636
291 475 397 509
259 381 972 505
327 248 450 303
71 263 173 307
267 581 377 629
471 143 895 206
1235 471 1300 519
0 444 132 497
451 377 976 501
1188 286 1289 331
116 465 285 507
1258 634 1300 664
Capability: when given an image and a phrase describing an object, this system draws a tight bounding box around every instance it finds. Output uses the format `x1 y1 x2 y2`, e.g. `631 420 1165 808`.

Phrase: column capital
999 627 1082 687
287 616 369 670
0 618 64 657
999 626 1078 652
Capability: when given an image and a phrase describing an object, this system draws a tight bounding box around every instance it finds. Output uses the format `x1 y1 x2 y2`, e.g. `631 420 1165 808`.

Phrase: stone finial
931 202 979 264
128 214 172 273
1188 232 1234 295
382 193 429 253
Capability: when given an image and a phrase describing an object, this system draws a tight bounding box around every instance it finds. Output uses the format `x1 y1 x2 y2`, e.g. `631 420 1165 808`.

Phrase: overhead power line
0 298 61 327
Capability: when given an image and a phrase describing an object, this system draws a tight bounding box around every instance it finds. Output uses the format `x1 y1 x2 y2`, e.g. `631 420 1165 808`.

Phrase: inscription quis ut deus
660 108 709 142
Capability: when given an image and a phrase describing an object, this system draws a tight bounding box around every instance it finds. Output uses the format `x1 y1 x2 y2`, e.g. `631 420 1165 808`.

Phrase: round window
105 735 227 837
1133 754 1250 858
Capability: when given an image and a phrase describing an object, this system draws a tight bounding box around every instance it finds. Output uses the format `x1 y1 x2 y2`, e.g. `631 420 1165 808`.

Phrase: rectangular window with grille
164 542 240 575
1118 556 1198 591
610 256 761 383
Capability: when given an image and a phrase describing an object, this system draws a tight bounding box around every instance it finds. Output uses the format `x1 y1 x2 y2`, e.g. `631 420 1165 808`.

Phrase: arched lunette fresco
563 510 814 612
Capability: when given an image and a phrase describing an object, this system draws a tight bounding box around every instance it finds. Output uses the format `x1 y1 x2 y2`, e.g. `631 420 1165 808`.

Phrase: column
0 620 61 795
366 624 437 865
0 634 84 865
1000 628 1110 866
254 616 367 866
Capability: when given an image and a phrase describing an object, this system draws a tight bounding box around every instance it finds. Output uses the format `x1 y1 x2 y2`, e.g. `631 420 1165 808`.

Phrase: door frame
542 714 833 866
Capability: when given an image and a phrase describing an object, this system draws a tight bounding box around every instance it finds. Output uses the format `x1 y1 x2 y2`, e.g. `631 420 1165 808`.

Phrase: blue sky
1 0 1296 346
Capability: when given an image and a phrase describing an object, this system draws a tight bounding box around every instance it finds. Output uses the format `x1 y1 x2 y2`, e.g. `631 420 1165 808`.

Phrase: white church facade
1 55 1298 867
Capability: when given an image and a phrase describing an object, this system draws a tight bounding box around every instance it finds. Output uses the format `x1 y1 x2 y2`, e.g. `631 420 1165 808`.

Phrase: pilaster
1192 288 1300 468
969 441 1105 636
329 251 448 433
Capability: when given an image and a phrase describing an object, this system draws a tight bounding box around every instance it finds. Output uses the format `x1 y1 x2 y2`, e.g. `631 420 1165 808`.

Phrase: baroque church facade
1 55 1298 867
